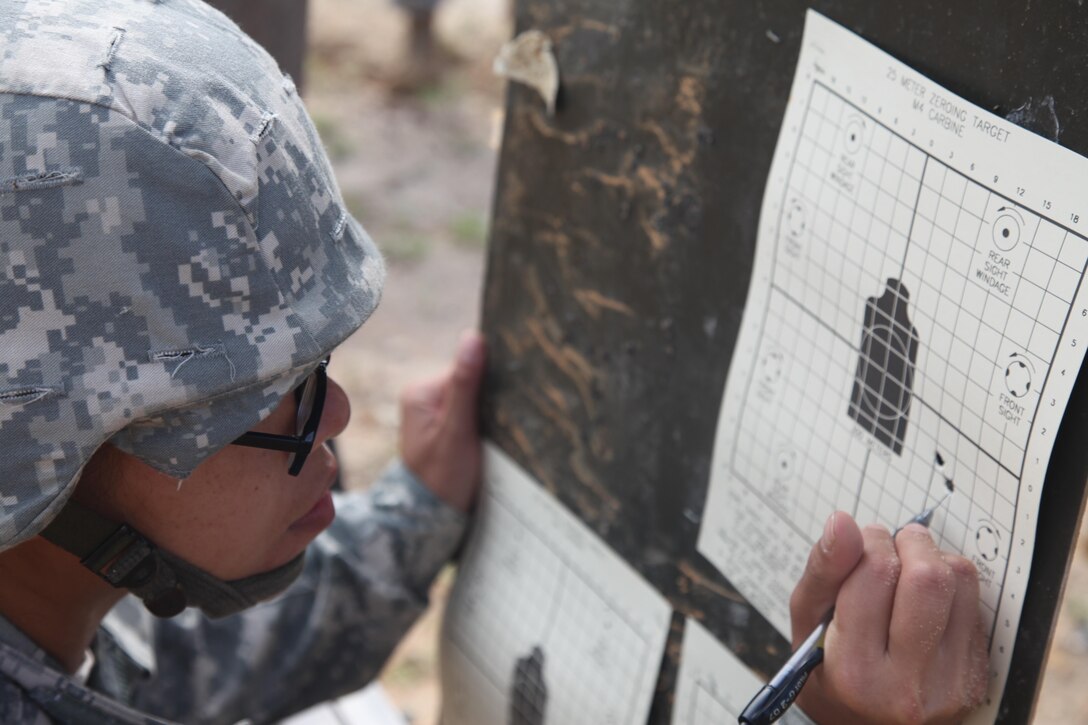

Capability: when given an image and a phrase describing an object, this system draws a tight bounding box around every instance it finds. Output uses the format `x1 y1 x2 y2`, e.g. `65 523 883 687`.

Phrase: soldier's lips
290 461 339 533
289 490 335 533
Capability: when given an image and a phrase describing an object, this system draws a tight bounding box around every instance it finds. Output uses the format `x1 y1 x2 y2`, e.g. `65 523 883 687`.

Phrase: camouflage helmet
0 0 385 552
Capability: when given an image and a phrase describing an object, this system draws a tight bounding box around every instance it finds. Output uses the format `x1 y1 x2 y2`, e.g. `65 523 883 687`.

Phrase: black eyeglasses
232 356 330 476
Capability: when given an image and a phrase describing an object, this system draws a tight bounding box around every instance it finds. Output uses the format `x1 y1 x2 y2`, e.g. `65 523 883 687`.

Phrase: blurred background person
392 0 451 90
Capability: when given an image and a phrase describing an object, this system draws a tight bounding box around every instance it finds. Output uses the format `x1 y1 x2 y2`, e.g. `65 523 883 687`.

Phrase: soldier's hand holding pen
788 512 989 724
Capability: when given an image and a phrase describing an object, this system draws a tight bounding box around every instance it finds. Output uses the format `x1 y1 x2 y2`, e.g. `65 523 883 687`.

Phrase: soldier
0 1 484 722
389 0 471 91
0 1 985 724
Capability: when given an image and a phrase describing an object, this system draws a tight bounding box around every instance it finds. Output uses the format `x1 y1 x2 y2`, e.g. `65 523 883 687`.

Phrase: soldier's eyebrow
0 168 83 194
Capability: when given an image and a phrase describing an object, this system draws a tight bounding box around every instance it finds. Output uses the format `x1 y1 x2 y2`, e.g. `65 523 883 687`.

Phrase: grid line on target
834 85 1087 473
725 78 1088 652
731 287 866 542
776 84 924 346
908 162 1088 481
901 167 1011 481
903 163 1062 480
692 684 732 722
445 490 658 725
733 79 1088 565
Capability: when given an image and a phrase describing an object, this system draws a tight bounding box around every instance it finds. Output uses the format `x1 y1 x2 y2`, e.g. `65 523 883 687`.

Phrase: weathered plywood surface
482 2 1088 722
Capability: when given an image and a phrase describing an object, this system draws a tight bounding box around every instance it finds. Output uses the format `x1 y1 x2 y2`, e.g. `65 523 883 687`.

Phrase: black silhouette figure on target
509 646 547 725
848 279 920 454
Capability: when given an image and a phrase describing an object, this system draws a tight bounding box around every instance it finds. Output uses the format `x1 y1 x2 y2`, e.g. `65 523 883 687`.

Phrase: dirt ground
304 0 1088 721
304 0 505 720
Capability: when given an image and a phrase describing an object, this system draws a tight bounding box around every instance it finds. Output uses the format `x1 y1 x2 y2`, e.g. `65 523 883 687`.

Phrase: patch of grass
343 192 369 222
311 112 355 162
415 74 466 109
345 197 432 263
1069 596 1088 624
379 213 433 263
378 229 431 263
449 210 489 248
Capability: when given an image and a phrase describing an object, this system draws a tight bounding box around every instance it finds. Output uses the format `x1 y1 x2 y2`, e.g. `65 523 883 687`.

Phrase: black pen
738 472 955 725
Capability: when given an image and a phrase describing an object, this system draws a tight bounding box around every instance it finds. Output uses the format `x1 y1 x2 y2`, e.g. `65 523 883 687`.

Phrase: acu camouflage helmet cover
0 0 385 551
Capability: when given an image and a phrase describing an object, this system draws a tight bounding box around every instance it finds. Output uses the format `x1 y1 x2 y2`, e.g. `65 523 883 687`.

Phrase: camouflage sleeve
129 460 468 725
0 676 56 725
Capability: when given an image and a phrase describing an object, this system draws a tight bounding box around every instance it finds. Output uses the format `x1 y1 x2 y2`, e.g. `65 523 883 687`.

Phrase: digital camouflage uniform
0 0 467 722
0 468 466 725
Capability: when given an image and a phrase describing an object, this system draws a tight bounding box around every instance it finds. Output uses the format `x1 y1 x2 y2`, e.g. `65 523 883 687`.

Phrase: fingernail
903 522 932 538
820 513 837 554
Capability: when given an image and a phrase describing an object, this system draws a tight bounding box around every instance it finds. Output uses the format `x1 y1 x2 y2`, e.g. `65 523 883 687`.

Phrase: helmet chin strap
40 499 305 619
